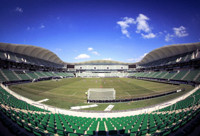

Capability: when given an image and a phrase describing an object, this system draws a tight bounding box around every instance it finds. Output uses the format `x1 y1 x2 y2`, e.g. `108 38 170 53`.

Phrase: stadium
0 42 200 136
1 0 200 136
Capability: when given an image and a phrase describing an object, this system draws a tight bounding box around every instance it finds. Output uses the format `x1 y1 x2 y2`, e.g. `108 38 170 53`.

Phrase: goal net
88 88 116 100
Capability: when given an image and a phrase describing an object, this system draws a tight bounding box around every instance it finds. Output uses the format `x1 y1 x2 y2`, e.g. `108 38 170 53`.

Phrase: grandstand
75 60 129 78
0 42 200 136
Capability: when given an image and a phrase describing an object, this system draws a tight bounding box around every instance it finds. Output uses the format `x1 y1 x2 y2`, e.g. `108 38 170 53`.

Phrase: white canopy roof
1 42 199 66
0 43 64 64
139 42 200 65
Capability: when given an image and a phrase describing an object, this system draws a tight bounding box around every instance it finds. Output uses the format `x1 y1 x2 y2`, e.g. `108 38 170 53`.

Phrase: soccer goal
87 88 116 101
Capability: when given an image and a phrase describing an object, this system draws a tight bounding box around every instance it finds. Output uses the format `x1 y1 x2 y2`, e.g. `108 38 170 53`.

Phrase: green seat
76 129 84 134
149 127 157 133
131 127 138 133
17 120 23 127
24 125 32 132
57 130 65 135
86 130 95 135
141 130 148 135
47 127 55 133
65 127 74 133
69 133 79 136
33 130 42 136
163 130 171 136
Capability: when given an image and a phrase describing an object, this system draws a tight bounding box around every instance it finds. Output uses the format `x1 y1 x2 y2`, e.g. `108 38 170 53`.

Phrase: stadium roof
139 42 200 65
75 60 129 65
1 42 199 66
0 42 64 64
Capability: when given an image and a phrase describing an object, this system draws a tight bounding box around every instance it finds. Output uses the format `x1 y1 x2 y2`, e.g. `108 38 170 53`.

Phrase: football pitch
9 78 194 111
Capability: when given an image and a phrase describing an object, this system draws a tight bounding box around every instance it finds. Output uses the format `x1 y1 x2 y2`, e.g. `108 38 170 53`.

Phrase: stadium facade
0 42 200 136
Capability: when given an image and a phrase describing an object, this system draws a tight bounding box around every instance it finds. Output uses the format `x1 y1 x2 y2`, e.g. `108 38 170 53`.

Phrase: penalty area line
37 98 49 103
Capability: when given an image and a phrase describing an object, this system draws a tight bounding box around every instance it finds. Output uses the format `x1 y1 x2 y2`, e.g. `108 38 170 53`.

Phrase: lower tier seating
0 69 74 83
132 69 200 82
0 85 200 136
0 87 48 112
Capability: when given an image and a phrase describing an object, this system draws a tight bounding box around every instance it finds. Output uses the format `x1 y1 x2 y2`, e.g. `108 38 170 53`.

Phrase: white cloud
165 26 188 42
141 33 156 39
27 27 31 31
15 7 23 13
92 51 100 56
103 58 112 60
117 17 135 38
173 26 188 37
117 14 156 39
55 48 62 52
40 24 45 29
127 58 135 62
88 47 93 51
75 54 90 59
135 14 156 39
26 26 35 31
127 53 147 62
165 33 174 42
136 14 151 33
88 47 100 55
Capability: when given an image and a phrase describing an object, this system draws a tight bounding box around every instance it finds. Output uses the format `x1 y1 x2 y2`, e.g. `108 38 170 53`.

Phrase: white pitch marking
104 105 114 111
125 92 131 96
37 98 49 103
70 104 98 110
70 92 77 96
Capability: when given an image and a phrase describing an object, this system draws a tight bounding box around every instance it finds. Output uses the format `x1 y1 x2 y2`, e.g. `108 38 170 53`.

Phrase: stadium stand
0 42 200 136
131 69 200 84
0 86 47 112
1 69 20 81
140 50 200 68
183 69 200 81
0 85 200 136
0 69 74 83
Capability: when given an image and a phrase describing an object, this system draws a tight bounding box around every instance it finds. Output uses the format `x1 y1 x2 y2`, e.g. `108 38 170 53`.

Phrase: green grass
9 78 193 111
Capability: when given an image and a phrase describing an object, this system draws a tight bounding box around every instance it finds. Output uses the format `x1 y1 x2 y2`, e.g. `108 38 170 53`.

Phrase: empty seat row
0 86 200 136
131 69 200 82
0 69 74 82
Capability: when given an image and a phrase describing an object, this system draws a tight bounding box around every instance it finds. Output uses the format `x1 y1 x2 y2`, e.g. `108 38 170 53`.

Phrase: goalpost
87 88 116 101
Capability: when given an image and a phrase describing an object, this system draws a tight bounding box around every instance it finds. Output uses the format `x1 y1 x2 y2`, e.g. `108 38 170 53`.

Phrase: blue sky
0 0 200 63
